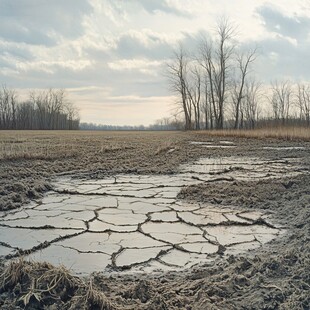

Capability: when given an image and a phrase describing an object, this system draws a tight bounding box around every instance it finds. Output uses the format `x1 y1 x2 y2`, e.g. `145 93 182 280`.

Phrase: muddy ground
0 130 309 309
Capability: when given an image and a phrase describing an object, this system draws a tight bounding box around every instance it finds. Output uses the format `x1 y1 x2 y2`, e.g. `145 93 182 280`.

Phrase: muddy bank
0 131 309 309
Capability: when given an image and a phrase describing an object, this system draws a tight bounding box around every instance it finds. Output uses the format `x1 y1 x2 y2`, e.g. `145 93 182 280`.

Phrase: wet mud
0 131 309 309
1 155 296 274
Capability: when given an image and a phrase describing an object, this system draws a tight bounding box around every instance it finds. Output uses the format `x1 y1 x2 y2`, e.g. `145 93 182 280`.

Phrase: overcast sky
1 0 310 125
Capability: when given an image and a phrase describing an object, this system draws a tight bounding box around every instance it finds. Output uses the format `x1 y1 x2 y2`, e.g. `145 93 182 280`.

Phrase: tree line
80 123 148 131
167 18 310 130
0 87 79 130
80 118 181 131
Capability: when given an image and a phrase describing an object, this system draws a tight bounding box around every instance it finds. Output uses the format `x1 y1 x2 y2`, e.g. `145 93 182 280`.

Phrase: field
0 130 309 309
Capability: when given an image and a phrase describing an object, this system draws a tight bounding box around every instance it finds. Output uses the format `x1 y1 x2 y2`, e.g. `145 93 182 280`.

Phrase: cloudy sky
1 0 310 125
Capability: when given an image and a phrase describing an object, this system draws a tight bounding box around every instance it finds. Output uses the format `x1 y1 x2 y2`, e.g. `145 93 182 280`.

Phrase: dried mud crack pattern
0 156 302 274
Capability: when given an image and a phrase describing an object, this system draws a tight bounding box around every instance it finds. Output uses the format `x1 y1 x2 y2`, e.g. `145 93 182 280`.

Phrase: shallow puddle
189 141 236 148
0 155 302 274
191 141 307 151
263 146 305 150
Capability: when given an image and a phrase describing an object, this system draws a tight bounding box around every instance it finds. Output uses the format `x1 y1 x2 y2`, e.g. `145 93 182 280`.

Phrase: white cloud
108 58 163 75
16 59 93 74
1 0 310 124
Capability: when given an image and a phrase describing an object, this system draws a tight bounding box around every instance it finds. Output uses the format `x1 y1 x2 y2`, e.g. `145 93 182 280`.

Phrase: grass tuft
1 258 31 289
83 278 114 310
0 259 115 309
155 141 176 155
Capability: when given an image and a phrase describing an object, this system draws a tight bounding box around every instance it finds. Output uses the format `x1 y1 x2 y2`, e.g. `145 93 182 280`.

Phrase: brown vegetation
0 130 309 309
197 126 310 141
0 259 114 309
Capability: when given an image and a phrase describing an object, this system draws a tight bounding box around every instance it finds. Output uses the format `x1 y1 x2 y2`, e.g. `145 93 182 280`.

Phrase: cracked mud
0 156 302 274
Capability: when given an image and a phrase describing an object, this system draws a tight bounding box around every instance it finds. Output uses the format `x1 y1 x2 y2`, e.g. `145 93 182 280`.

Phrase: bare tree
17 101 36 129
198 40 216 129
296 83 310 126
48 88 65 129
214 18 236 129
167 45 192 130
231 48 257 129
243 80 261 129
65 101 80 130
198 18 236 129
30 90 47 129
270 81 292 125
0 86 18 129
185 65 202 130
201 74 214 130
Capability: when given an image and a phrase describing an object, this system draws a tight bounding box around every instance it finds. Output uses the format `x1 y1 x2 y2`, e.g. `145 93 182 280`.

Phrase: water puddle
190 141 307 151
189 141 236 148
263 146 306 151
0 156 302 274
189 141 306 151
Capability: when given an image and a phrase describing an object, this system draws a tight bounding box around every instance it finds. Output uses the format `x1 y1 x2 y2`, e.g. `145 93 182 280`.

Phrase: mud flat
0 131 309 309
1 155 294 274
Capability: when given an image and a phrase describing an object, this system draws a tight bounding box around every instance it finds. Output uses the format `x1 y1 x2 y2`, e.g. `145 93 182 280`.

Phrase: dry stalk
155 141 175 155
0 258 31 289
83 277 114 310
19 278 41 306
36 264 82 298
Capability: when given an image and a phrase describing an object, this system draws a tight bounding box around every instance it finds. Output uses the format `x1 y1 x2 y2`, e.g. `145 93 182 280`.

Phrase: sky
1 0 310 125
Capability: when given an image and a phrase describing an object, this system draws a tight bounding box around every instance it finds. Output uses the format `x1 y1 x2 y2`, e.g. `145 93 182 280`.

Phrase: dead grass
197 127 310 141
155 140 177 155
0 130 162 160
0 131 82 160
1 257 32 289
0 258 115 309
82 278 114 310
0 141 79 160
99 144 133 153
1 127 305 161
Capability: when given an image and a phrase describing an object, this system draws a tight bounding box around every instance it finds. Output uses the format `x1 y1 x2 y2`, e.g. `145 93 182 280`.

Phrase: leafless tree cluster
243 80 261 129
166 46 192 130
230 51 258 129
267 81 310 126
269 80 292 125
167 19 260 130
0 86 18 129
296 83 310 126
0 87 79 130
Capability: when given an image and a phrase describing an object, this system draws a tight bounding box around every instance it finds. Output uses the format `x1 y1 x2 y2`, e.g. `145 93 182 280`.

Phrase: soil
0 131 309 309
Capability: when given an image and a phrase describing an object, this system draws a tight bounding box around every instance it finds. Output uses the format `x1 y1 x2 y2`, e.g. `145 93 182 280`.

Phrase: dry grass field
0 127 308 161
197 126 310 141
0 130 182 161
0 129 309 309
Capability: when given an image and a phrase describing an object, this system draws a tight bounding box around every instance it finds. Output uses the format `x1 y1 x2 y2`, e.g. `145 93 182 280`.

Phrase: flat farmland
0 130 309 309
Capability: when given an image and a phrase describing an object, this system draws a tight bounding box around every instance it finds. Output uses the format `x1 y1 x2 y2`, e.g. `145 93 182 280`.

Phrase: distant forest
80 117 182 131
0 87 79 130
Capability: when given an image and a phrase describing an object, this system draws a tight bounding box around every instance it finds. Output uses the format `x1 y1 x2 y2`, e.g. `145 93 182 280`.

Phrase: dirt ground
0 130 309 309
